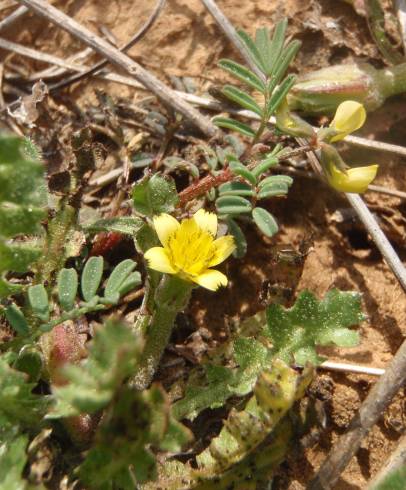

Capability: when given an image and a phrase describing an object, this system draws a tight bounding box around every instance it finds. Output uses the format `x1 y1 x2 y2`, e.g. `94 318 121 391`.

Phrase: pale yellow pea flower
325 161 379 193
329 100 366 142
144 209 235 291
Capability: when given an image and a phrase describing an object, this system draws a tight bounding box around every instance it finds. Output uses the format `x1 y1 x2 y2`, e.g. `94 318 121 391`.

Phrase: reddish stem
178 167 233 207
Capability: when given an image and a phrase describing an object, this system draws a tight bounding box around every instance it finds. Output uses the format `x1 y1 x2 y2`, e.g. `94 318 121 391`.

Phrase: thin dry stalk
368 432 406 488
16 0 218 137
0 5 27 31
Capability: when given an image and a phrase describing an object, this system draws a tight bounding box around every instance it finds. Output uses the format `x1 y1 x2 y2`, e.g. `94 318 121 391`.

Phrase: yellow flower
326 164 378 193
144 209 235 291
329 100 366 142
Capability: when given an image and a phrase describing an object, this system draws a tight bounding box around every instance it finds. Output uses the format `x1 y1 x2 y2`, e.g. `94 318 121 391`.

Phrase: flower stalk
131 275 193 390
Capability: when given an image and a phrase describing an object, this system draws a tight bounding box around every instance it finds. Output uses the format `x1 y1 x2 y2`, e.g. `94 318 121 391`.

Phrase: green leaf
229 160 257 185
374 466 406 490
5 304 29 336
265 289 365 365
0 204 45 238
218 181 254 197
81 256 104 302
57 268 78 312
132 174 178 217
0 242 42 274
213 116 256 138
252 207 279 237
117 271 142 296
49 320 141 417
267 74 296 116
216 196 252 215
251 156 278 179
258 183 290 199
222 85 263 116
267 40 301 94
104 259 138 303
226 218 247 258
77 384 192 488
84 216 144 236
0 430 29 490
237 29 267 73
0 135 46 291
0 355 50 427
267 19 288 75
255 27 273 74
27 284 49 322
218 59 266 92
13 346 43 383
258 175 293 189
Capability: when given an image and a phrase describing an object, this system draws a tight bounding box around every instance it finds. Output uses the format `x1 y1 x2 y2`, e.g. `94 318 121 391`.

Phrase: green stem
380 62 406 97
131 275 193 390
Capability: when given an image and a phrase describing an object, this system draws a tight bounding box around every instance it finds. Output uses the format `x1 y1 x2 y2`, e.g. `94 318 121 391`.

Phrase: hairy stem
131 275 193 390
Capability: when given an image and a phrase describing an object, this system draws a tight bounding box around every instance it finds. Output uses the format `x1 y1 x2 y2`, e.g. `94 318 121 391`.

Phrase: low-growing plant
0 16 376 490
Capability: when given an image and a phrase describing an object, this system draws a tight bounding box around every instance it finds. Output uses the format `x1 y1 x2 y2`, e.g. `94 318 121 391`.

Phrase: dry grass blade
16 0 218 137
0 5 27 32
51 0 166 91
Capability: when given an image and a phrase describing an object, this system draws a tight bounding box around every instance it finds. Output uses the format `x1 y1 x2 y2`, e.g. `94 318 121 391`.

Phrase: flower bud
287 62 404 115
275 97 316 138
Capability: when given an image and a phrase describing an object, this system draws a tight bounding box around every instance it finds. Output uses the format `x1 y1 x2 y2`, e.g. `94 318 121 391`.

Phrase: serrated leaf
49 320 141 417
57 268 78 312
84 216 144 236
229 161 257 185
27 284 49 322
104 259 137 302
218 59 266 92
77 383 192 488
218 181 254 197
226 218 247 258
81 256 104 302
222 85 263 116
252 207 279 237
0 355 50 427
213 117 256 138
5 304 29 336
216 196 252 215
132 174 178 217
237 29 267 73
0 135 46 288
265 289 365 365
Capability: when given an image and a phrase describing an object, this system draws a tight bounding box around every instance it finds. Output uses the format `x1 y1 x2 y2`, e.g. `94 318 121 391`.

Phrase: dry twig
16 0 218 137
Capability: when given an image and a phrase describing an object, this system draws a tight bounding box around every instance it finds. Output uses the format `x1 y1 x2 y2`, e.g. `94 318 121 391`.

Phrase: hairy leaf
49 320 141 417
212 117 256 138
218 59 265 92
265 289 365 365
133 174 178 217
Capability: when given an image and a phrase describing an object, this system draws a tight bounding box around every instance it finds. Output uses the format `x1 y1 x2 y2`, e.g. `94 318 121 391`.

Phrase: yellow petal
192 269 228 291
144 247 176 273
193 209 217 236
327 164 378 193
153 214 180 246
208 236 235 267
330 101 366 142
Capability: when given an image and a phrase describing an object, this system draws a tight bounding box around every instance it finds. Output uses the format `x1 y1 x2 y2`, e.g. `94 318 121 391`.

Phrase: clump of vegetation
0 19 375 489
